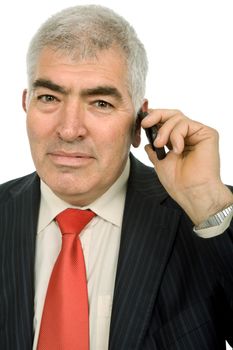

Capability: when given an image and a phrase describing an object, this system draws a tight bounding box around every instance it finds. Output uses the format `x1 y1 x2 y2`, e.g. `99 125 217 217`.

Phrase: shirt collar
37 158 130 233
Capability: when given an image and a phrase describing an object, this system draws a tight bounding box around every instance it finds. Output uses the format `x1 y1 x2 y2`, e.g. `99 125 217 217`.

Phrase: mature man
0 5 232 350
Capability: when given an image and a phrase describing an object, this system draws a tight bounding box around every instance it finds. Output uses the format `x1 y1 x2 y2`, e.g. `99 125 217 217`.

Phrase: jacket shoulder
0 172 39 203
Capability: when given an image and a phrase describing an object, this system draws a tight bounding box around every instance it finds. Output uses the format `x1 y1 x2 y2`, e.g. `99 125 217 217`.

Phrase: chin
45 173 97 202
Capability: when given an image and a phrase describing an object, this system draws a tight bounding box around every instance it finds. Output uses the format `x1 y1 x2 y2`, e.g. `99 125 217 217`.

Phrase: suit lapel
109 156 181 350
1 173 40 349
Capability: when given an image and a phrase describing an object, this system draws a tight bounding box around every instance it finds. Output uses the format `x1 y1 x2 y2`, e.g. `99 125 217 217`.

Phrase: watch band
195 204 233 230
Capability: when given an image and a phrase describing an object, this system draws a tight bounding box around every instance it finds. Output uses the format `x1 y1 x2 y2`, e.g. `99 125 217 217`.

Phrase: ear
22 89 28 112
132 99 148 148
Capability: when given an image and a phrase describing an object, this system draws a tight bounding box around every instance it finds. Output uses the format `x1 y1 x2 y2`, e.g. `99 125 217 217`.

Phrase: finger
144 144 158 166
153 116 189 150
141 109 184 128
155 116 208 152
158 119 189 154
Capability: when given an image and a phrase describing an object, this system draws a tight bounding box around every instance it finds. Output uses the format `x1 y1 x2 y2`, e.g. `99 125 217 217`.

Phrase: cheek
27 112 53 143
99 121 134 160
26 116 51 163
114 120 135 147
27 120 37 143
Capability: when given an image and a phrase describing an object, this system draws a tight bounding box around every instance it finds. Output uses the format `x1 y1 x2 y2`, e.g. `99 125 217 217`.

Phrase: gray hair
26 5 148 113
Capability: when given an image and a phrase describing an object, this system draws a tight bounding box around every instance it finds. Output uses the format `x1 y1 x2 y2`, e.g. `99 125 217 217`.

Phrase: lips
51 151 92 158
48 150 94 167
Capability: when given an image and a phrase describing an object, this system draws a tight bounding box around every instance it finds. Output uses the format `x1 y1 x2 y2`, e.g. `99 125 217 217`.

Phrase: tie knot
56 208 95 235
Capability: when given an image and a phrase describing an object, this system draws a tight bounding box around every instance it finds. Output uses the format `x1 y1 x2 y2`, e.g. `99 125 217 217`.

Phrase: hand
141 109 233 225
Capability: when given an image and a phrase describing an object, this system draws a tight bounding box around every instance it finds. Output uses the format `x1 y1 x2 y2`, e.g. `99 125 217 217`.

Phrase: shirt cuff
193 211 233 238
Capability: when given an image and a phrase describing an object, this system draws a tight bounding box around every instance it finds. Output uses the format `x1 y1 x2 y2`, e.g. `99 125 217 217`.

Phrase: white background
0 1 232 348
0 0 232 186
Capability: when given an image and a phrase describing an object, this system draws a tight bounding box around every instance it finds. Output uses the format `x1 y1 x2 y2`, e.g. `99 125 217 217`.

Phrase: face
23 47 142 205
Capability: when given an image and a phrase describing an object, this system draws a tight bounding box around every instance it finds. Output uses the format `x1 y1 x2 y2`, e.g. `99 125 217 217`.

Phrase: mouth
48 151 94 167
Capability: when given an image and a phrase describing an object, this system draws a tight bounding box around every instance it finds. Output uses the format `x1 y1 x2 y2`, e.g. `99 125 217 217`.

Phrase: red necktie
37 208 96 350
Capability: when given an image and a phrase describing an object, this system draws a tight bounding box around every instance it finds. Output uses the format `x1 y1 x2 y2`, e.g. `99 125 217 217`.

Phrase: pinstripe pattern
0 156 233 349
109 156 233 349
0 173 40 349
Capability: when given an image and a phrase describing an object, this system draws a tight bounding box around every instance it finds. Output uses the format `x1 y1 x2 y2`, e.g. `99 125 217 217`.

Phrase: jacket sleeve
211 211 233 346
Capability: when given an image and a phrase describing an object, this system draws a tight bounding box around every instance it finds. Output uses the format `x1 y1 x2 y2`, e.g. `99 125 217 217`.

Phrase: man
0 5 232 350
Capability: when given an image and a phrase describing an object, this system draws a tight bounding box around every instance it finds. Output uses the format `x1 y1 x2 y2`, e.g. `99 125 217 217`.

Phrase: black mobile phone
138 110 166 160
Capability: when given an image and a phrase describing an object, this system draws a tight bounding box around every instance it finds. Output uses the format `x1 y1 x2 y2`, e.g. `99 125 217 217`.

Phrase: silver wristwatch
195 204 233 230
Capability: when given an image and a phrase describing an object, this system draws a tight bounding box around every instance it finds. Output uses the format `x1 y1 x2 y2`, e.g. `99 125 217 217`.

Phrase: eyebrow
32 79 123 101
32 79 68 94
80 86 123 102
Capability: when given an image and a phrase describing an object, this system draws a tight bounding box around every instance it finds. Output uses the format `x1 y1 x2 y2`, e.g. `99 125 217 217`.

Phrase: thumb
144 144 159 167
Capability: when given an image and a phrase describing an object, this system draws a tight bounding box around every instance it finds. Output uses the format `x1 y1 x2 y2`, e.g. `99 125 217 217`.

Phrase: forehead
33 47 129 89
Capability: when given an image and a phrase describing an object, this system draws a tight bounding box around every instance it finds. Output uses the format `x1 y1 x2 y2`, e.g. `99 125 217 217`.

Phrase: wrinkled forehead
31 46 130 91
32 45 128 77
28 46 134 109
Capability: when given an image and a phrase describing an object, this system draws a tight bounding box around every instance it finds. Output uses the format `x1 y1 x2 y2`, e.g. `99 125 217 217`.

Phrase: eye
37 94 58 103
94 100 113 109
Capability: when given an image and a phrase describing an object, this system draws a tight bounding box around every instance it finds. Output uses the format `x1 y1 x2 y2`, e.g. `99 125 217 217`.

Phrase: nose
56 102 87 142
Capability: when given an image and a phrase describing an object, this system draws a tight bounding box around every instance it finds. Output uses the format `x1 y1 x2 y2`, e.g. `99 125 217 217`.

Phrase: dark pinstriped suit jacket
0 155 233 349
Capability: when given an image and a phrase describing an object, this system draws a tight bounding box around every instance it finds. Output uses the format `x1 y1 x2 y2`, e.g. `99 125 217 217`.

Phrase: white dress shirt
33 160 129 350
